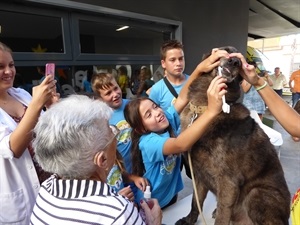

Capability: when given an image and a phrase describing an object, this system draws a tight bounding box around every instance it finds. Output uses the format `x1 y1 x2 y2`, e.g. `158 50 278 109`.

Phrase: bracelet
255 81 267 91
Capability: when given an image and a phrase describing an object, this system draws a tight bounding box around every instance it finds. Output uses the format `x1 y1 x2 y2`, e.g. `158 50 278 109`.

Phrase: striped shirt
30 175 144 225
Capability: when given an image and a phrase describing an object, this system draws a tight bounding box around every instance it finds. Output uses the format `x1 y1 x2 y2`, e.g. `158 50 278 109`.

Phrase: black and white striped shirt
30 175 144 225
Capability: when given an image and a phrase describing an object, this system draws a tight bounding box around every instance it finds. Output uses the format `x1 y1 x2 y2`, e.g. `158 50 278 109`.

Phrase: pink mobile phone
45 63 55 76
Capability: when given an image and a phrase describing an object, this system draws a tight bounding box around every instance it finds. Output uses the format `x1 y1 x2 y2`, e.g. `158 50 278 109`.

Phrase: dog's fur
175 46 291 225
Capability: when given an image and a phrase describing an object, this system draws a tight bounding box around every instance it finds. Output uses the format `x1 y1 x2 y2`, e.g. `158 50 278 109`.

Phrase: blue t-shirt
109 99 132 173
136 105 183 208
149 74 189 110
106 164 124 193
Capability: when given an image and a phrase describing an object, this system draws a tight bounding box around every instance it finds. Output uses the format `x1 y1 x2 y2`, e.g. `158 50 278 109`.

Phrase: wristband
255 81 267 91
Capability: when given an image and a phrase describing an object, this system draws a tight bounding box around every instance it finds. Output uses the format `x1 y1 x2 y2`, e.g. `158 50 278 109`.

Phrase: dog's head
202 46 242 83
217 46 242 83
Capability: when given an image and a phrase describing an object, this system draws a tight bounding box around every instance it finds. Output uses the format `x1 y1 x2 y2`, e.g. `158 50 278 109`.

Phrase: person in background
124 49 229 208
81 69 93 93
149 40 189 110
289 66 300 107
130 69 141 95
269 67 287 97
136 66 154 97
241 79 266 120
30 95 162 225
232 52 300 225
0 41 58 225
117 66 129 99
241 63 267 120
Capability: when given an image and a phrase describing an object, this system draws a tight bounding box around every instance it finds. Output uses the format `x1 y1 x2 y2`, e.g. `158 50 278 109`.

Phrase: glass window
0 10 64 53
78 18 171 55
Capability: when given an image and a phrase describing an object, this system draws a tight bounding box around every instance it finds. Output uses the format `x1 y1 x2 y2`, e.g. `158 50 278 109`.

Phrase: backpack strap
163 77 178 98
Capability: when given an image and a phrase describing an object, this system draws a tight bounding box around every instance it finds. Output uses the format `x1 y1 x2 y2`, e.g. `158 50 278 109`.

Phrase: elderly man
30 95 162 225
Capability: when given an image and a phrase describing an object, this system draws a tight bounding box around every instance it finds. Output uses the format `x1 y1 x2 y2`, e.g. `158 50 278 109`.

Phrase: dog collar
189 102 207 114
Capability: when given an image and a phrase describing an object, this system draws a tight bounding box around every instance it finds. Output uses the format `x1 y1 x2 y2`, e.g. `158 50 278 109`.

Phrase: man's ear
161 59 166 69
94 151 108 169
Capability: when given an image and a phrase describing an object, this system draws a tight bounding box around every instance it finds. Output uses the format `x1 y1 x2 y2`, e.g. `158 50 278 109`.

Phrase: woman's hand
197 48 230 73
228 52 264 87
140 198 162 225
118 186 135 202
206 75 227 116
31 74 58 109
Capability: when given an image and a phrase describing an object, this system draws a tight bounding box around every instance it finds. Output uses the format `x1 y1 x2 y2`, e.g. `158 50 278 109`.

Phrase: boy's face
161 48 185 77
97 79 122 109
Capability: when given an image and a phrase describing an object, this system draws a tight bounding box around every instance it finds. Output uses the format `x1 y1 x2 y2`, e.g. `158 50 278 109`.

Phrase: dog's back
176 48 291 225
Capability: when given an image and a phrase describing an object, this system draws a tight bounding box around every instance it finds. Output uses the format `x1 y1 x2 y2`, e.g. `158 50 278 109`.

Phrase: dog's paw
175 217 197 225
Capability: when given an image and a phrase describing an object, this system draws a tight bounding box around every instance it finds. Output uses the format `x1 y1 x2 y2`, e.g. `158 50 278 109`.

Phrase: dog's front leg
175 182 208 225
214 179 240 225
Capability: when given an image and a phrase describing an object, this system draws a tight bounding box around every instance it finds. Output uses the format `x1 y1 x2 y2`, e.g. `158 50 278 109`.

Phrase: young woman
0 42 58 224
124 48 229 208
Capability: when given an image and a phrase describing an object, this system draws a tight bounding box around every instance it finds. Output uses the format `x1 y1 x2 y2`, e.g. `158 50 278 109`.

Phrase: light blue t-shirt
136 105 183 208
149 74 189 110
106 164 124 193
109 99 132 173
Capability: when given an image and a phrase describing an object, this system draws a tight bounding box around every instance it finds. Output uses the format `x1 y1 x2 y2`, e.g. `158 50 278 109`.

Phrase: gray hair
33 95 113 179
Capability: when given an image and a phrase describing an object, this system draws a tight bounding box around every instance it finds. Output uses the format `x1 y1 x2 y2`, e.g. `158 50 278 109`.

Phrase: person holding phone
0 42 59 225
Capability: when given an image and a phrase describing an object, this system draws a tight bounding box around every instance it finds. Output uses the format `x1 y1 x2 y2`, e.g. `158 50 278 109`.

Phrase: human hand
131 175 149 192
228 52 262 87
31 74 57 109
206 75 227 116
118 186 135 202
197 48 230 73
140 198 162 225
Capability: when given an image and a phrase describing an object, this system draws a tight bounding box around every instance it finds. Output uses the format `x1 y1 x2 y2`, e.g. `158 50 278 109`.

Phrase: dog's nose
228 57 241 67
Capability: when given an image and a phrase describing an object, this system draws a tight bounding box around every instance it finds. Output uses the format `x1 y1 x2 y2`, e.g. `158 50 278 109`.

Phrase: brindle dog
175 46 290 225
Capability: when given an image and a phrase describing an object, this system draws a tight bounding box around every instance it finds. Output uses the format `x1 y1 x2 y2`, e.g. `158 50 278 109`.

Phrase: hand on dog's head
202 46 243 103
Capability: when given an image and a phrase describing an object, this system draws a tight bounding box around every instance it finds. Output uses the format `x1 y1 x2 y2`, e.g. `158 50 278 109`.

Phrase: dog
175 46 291 225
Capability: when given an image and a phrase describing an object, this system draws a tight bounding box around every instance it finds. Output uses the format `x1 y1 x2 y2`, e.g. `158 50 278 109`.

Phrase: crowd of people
1 40 300 225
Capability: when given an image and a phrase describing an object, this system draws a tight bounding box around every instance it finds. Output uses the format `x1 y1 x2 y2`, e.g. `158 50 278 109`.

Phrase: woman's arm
231 52 300 137
163 75 227 155
241 79 251 93
9 75 57 158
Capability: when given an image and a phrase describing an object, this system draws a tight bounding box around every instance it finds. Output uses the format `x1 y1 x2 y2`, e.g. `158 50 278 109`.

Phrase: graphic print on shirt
160 154 177 175
116 120 131 144
171 97 177 106
107 165 123 191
